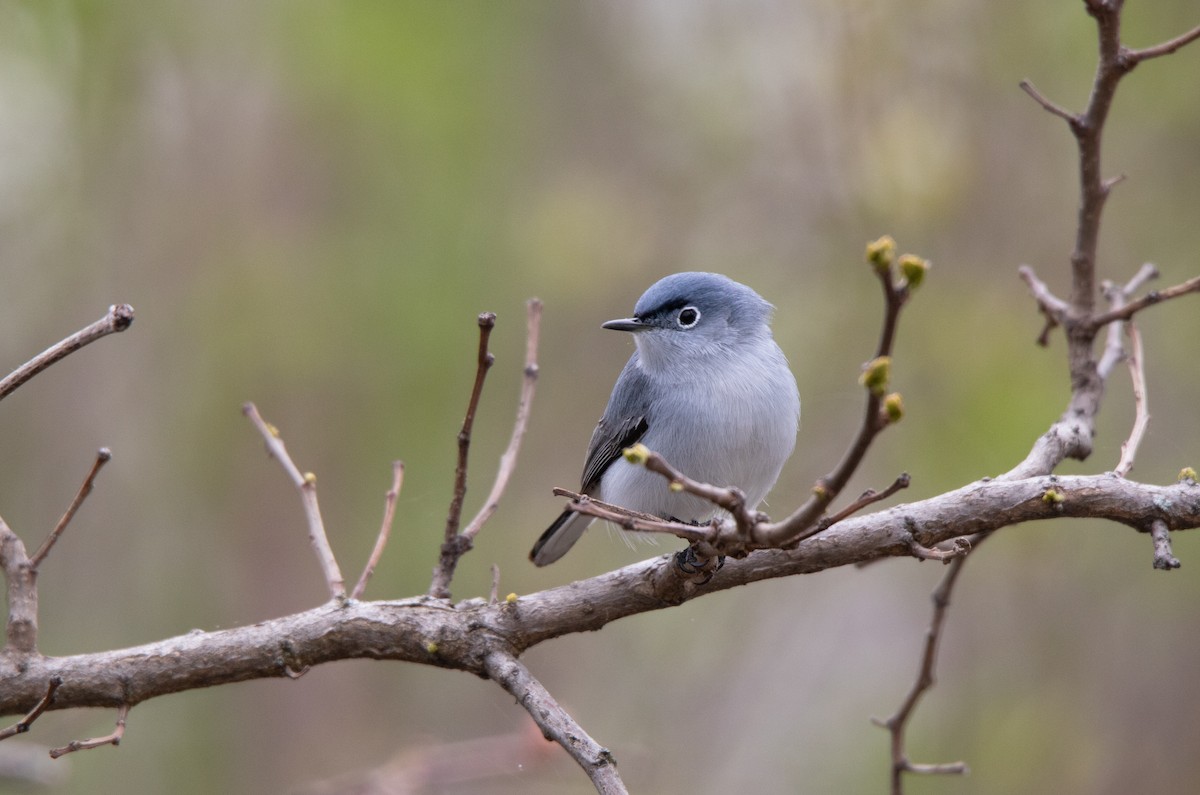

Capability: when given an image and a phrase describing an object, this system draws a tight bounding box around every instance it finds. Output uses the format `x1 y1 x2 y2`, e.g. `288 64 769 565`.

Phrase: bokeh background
1 1 1199 793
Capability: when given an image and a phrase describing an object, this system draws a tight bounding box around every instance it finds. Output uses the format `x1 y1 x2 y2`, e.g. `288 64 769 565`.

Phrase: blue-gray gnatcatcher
530 271 800 566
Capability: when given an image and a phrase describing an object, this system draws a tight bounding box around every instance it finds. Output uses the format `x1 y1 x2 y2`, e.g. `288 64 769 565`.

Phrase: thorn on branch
49 704 129 759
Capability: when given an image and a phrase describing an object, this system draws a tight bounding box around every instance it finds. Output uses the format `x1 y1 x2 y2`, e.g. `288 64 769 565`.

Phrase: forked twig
873 551 973 794
243 403 346 600
430 301 543 599
460 299 542 543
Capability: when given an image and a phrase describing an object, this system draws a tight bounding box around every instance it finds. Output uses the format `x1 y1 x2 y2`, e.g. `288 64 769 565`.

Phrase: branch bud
1042 487 1065 505
623 443 651 466
859 356 892 396
866 235 897 272
1179 466 1197 483
505 592 518 604
898 254 930 289
883 392 904 423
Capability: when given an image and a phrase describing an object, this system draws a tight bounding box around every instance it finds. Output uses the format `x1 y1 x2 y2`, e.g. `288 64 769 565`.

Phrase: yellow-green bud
883 392 904 423
623 443 651 466
266 422 280 438
898 255 930 289
425 641 439 655
669 480 684 492
866 235 897 272
859 356 892 396
1042 488 1065 505
505 592 518 604
1179 467 1197 483
303 472 317 485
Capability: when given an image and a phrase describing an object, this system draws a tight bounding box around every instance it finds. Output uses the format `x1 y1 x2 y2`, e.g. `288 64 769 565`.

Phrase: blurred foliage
1 1 1199 793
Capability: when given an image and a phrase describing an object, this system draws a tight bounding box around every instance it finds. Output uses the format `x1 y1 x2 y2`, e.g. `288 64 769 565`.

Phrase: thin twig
243 403 346 600
351 461 405 601
489 564 501 606
460 299 542 543
1123 23 1200 64
0 676 61 741
1150 519 1181 570
49 704 130 758
1089 273 1200 329
798 473 911 543
0 304 134 403
429 313 496 599
444 313 497 542
553 490 713 543
1018 79 1077 123
29 449 112 569
873 549 974 795
482 650 628 795
1114 319 1148 477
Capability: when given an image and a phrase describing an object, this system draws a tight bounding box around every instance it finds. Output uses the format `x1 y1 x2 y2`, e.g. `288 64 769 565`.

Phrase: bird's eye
677 307 701 328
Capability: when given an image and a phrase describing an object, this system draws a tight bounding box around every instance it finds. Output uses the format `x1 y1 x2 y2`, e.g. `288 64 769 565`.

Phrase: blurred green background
1 1 1199 793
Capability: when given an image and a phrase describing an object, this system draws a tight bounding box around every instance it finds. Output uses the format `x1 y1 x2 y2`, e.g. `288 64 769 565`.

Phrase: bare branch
0 516 38 654
1123 23 1200 64
1089 273 1200 329
1114 319 1148 477
553 489 712 543
460 299 543 543
243 403 345 600
49 704 129 758
1018 79 1077 123
429 313 497 599
483 650 627 795
1150 519 1181 571
443 313 497 541
0 677 60 741
874 550 973 794
351 461 405 601
798 473 911 543
29 449 112 570
0 304 134 403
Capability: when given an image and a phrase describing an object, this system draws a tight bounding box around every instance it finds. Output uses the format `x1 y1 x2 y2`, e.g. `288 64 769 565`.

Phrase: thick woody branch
243 403 346 600
0 304 134 403
2 473 1195 719
0 517 38 654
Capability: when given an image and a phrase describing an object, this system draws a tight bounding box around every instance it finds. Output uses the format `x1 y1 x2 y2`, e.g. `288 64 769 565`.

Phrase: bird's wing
579 354 653 495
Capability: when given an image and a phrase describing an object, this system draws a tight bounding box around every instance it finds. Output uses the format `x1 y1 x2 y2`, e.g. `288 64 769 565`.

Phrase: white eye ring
677 306 701 328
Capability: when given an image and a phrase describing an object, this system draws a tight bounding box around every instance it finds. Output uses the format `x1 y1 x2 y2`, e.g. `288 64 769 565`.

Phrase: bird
530 271 800 566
